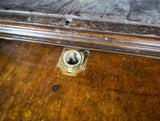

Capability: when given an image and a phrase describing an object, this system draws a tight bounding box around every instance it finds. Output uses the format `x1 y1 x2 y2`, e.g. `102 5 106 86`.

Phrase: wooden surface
0 39 160 121
0 0 160 24
0 15 160 59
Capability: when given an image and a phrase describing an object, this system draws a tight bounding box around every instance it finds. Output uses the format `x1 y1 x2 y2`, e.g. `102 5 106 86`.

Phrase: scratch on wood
56 0 74 13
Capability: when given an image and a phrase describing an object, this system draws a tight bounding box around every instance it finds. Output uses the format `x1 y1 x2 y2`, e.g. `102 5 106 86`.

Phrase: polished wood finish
0 40 160 121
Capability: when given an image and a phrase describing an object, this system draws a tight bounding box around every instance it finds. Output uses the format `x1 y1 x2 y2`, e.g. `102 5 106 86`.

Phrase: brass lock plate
58 48 89 76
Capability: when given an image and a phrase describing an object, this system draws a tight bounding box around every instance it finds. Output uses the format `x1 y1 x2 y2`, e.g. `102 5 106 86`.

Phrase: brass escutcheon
57 48 89 76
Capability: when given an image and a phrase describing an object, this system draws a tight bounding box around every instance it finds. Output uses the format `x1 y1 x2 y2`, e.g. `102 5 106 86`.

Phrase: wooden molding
0 10 160 58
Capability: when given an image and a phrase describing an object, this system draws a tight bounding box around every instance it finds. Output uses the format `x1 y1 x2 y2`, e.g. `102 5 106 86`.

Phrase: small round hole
64 18 72 26
84 51 88 54
65 20 70 26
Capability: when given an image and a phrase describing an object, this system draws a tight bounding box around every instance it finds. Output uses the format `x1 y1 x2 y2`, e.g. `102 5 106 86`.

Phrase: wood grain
0 20 160 59
0 10 160 58
0 39 160 121
0 0 160 24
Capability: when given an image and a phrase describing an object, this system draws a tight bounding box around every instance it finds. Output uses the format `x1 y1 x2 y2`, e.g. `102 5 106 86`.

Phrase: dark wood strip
0 10 160 58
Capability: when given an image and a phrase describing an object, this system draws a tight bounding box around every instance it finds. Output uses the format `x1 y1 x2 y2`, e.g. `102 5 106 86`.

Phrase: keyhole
66 52 79 65
63 50 84 67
